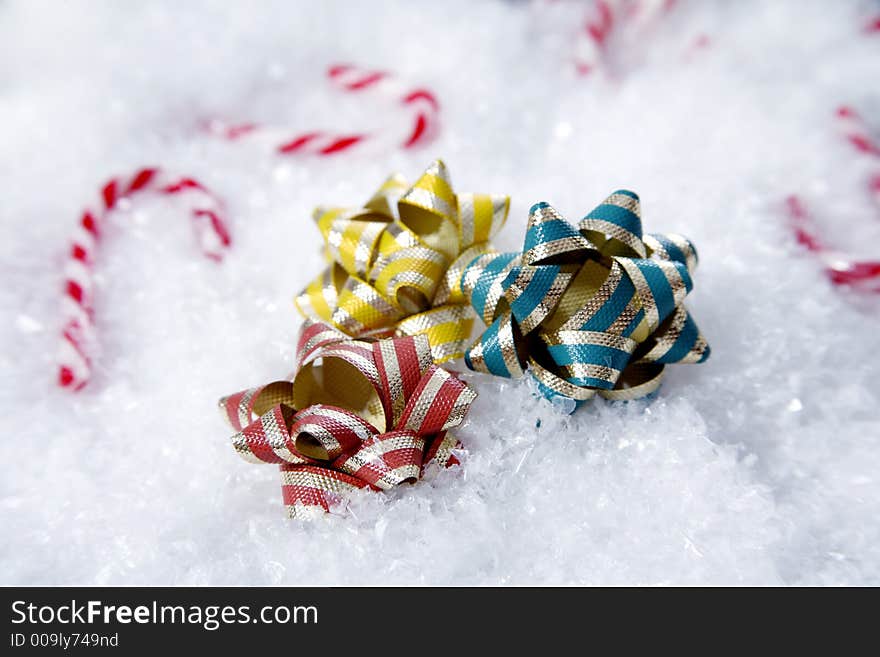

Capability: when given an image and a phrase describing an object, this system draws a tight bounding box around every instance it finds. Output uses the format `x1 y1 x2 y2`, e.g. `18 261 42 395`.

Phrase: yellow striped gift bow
295 160 509 362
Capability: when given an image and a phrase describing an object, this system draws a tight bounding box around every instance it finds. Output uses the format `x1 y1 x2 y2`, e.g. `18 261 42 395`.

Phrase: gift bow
219 320 476 518
295 159 509 363
461 191 710 409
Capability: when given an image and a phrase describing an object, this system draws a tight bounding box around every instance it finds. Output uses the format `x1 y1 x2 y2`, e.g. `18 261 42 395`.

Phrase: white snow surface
2 0 879 585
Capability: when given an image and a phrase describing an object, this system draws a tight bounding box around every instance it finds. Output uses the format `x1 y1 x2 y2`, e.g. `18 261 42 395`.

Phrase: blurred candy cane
837 105 880 157
785 196 880 291
785 106 880 292
59 168 232 390
208 63 440 155
837 104 880 212
574 0 676 76
837 105 880 211
574 0 616 76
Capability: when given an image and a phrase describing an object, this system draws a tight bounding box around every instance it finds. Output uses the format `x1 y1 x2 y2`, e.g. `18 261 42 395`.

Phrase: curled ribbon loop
295 160 510 362
219 320 476 518
461 191 710 410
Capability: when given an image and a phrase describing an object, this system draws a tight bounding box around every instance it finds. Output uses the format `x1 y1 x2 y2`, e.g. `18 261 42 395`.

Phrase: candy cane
838 104 880 219
574 0 616 76
58 168 232 390
785 196 880 290
784 106 880 292
836 105 880 212
208 63 440 155
326 64 440 149
837 105 880 157
574 0 676 76
871 172 880 209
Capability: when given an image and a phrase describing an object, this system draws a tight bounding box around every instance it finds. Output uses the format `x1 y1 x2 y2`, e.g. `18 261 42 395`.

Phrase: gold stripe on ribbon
221 322 478 518
462 192 710 408
295 160 510 363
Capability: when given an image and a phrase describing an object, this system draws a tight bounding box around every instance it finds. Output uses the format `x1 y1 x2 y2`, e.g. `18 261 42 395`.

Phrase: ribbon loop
295 160 510 363
372 334 434 428
334 430 425 490
292 332 385 431
364 173 409 216
463 251 521 325
395 304 474 363
523 202 595 265
541 330 637 391
221 322 477 518
434 243 495 306
615 256 692 333
397 365 478 435
316 210 389 279
280 464 368 519
218 380 296 432
643 232 699 275
638 306 709 366
332 276 404 335
295 319 353 368
230 403 308 465
371 242 448 313
397 160 459 259
457 192 509 250
289 404 376 461
461 191 710 411
579 190 646 258
463 311 525 378
295 264 347 327
504 263 577 335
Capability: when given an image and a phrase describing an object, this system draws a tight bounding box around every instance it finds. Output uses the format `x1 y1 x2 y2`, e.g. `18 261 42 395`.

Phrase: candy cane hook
785 105 880 292
209 63 440 155
58 168 232 390
574 0 678 77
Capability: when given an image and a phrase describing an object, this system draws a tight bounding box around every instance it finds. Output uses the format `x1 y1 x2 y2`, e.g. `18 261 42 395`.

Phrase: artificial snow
1 0 879 585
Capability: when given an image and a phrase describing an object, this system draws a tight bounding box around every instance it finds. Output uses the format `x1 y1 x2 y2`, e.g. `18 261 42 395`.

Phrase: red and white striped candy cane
837 104 880 213
574 0 616 76
574 0 676 76
59 168 232 391
837 105 880 158
324 63 439 150
785 196 880 291
837 104 880 212
208 63 440 156
785 105 880 292
871 172 880 209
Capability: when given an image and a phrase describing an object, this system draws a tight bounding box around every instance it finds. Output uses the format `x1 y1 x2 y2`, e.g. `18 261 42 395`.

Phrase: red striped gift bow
785 105 880 292
206 63 440 155
58 168 232 390
219 320 476 518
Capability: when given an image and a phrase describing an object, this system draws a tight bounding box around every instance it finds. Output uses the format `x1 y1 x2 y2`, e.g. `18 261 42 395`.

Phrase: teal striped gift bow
459 190 710 411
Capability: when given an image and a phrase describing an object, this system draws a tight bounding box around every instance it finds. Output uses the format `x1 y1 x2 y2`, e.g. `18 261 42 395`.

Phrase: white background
2 0 879 584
